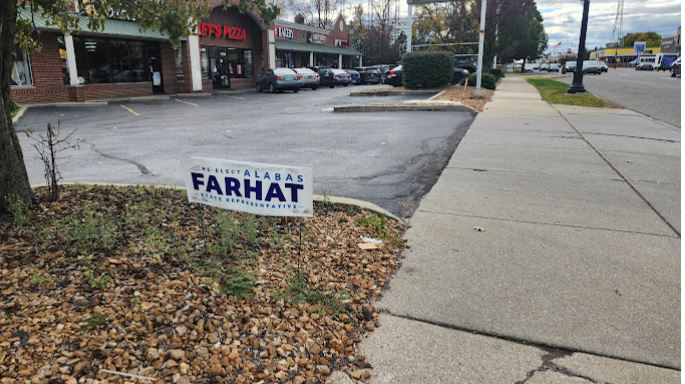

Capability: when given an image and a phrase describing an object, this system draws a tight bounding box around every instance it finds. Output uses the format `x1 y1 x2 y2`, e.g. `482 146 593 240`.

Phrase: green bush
8 99 19 117
402 51 454 89
489 68 505 80
460 72 497 90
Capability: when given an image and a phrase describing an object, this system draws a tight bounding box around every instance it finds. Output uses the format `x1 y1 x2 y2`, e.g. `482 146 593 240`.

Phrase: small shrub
489 68 505 80
85 314 109 327
8 99 19 117
212 212 240 258
53 208 121 256
7 195 30 227
30 270 52 287
460 72 497 90
402 51 455 89
273 268 344 313
220 269 254 299
357 213 388 237
83 269 110 290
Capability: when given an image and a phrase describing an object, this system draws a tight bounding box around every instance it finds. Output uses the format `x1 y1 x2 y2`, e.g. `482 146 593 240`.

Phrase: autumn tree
349 0 402 64
0 0 279 215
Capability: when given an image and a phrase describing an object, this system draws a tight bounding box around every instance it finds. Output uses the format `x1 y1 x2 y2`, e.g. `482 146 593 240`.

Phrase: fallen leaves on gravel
0 185 405 383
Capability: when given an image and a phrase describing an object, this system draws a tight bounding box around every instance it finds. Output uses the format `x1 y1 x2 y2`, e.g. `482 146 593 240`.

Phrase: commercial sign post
182 157 313 217
634 41 646 55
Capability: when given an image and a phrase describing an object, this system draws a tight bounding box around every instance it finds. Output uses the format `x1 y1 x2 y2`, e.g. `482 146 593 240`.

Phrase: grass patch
525 77 611 108
273 268 345 314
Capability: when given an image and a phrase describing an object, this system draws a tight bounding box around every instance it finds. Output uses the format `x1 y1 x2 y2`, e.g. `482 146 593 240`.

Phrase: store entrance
147 44 164 94
206 46 254 89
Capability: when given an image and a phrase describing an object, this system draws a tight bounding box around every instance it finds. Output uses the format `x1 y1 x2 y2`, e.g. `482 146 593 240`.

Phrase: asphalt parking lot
556 68 681 127
15 85 475 217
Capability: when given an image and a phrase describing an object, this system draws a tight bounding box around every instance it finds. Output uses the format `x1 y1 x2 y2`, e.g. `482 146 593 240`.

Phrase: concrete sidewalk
361 77 680 383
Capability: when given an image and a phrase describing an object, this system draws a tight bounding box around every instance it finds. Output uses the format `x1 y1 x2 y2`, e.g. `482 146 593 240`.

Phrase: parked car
452 66 469 84
345 69 362 84
671 57 681 77
331 69 352 86
384 65 403 86
548 63 560 72
316 67 336 88
454 60 477 74
561 61 576 74
256 68 301 93
293 67 319 90
374 65 392 83
355 67 381 84
582 60 603 75
539 63 550 71
656 53 679 71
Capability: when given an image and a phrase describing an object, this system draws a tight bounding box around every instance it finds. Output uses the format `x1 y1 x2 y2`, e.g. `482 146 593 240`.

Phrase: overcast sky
285 0 680 54
538 0 681 54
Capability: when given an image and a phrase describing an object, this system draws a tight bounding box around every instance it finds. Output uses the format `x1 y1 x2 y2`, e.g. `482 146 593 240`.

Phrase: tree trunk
0 0 34 214
520 57 526 73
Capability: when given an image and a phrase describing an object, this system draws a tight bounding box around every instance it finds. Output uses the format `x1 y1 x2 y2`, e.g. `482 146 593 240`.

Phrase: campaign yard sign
183 157 313 217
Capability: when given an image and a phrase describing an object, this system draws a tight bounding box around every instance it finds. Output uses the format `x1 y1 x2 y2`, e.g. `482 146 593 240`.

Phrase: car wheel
294 89 299 93
256 83 262 93
329 84 335 88
269 83 275 93
344 83 348 87
672 70 676 77
312 87 318 90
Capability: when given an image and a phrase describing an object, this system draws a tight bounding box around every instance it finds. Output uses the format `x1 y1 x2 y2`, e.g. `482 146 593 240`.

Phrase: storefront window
11 46 33 86
175 46 184 81
57 37 70 84
73 37 155 84
200 47 210 80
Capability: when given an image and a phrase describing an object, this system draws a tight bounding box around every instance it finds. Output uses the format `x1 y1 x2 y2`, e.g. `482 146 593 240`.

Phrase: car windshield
294 68 314 74
274 68 295 75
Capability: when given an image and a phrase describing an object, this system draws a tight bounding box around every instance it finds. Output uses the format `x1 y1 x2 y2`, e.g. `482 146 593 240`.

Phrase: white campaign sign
182 157 313 217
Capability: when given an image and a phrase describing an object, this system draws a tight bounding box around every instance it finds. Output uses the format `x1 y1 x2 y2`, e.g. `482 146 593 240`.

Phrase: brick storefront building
10 3 360 104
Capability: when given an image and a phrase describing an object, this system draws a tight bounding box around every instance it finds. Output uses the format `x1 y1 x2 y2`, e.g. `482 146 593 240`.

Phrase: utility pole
568 0 590 93
476 0 487 89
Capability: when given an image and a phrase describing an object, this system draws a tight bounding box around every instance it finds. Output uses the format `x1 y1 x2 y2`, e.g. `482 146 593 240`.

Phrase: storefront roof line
275 40 359 56
18 7 168 40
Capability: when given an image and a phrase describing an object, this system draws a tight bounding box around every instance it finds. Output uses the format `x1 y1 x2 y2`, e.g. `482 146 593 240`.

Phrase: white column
338 53 343 69
309 51 314 67
476 0 487 89
64 34 79 86
268 30 276 69
188 35 203 92
405 3 413 53
359 55 363 67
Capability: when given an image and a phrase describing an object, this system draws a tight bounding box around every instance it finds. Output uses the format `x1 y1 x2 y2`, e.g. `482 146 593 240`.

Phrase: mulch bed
436 85 493 112
0 185 405 383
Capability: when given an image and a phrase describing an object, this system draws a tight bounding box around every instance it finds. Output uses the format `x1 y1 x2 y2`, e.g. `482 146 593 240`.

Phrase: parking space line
175 98 199 107
120 104 140 117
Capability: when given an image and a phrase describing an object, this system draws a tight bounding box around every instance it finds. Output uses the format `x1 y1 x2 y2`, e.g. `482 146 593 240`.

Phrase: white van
636 55 656 70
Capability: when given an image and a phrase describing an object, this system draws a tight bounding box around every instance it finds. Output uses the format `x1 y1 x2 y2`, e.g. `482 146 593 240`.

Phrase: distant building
590 46 662 66
660 26 681 54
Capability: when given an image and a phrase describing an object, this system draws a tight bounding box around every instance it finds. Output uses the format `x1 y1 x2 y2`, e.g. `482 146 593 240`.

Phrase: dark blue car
345 69 361 85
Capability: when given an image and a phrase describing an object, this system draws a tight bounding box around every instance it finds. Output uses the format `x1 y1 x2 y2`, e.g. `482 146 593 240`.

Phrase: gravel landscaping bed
0 185 405 383
435 85 493 112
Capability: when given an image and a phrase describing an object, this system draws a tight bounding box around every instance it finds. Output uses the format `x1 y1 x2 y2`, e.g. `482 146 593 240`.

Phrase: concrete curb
349 89 443 97
175 93 213 98
214 89 253 95
30 181 400 221
11 106 28 124
333 101 475 113
98 95 171 103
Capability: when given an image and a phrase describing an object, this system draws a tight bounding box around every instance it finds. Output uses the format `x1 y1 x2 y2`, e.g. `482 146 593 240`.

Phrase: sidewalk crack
515 348 604 384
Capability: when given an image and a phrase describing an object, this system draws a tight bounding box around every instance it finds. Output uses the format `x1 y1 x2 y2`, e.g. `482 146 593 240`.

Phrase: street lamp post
567 0 590 93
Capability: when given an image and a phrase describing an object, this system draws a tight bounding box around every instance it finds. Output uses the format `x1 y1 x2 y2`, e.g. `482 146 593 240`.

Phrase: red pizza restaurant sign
199 22 246 41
